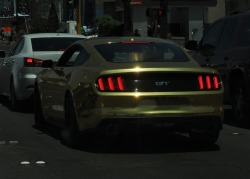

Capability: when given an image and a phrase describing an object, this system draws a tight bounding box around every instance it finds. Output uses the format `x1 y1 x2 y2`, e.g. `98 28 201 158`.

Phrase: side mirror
0 50 6 58
41 60 53 68
185 40 198 50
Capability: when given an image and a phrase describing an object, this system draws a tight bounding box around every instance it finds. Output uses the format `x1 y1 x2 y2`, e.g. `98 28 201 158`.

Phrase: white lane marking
20 161 30 165
232 132 244 135
9 141 18 145
36 161 46 165
20 161 46 166
0 141 6 144
0 141 19 145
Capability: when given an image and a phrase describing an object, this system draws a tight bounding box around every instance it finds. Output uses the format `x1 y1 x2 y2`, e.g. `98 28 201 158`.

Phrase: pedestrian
134 29 140 36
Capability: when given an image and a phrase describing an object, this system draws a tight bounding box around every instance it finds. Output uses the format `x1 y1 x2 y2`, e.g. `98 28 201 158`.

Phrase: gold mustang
34 37 224 147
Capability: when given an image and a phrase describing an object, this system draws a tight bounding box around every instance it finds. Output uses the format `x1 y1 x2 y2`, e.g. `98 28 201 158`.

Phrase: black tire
231 80 250 124
61 94 80 148
9 80 18 111
34 86 46 129
189 123 220 145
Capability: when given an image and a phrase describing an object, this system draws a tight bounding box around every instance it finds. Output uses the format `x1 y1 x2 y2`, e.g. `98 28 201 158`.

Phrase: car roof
214 9 250 23
229 9 250 16
22 33 87 39
76 36 178 46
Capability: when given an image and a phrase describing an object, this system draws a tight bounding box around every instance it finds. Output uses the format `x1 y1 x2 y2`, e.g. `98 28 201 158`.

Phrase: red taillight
98 78 105 91
198 75 204 90
206 76 211 89
24 57 42 67
117 76 125 91
198 74 220 90
97 76 125 92
213 76 219 89
108 77 115 91
26 58 33 63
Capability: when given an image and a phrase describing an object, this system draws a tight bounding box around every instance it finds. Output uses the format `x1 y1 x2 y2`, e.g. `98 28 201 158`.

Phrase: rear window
94 42 189 63
31 37 83 51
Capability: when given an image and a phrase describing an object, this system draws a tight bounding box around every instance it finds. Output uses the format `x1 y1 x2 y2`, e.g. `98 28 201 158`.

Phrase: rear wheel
231 80 250 124
34 85 46 129
61 94 80 148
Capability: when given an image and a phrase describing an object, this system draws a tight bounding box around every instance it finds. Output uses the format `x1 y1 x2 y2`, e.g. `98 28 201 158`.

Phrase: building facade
127 0 225 41
225 0 250 14
2 0 247 41
0 0 15 27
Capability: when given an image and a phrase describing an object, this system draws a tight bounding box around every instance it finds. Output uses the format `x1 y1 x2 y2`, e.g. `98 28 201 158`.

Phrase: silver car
0 33 87 110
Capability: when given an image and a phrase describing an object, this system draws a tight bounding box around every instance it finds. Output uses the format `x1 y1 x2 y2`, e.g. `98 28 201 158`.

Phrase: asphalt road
1 98 250 179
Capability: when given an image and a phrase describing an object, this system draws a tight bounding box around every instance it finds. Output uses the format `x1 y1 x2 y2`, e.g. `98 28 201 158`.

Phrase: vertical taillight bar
213 76 219 89
98 78 105 91
198 75 204 90
206 76 211 89
117 76 125 91
108 77 115 91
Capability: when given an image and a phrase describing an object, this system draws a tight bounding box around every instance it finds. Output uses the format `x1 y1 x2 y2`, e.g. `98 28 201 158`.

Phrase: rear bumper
80 115 223 136
74 88 224 134
15 73 36 101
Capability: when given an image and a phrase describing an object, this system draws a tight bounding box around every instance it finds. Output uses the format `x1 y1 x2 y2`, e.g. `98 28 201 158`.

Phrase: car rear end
91 68 224 135
75 38 224 135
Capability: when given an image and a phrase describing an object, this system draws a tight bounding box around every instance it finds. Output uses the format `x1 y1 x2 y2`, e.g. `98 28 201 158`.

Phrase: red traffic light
158 9 164 16
158 9 167 17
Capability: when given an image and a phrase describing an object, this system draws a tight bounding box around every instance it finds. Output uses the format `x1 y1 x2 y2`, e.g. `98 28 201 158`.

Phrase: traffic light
146 8 166 18
158 9 166 17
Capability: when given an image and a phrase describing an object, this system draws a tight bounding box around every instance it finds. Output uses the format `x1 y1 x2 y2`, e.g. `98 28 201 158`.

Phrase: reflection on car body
34 37 224 147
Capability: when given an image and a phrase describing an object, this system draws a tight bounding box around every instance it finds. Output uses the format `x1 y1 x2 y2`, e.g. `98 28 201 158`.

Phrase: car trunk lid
96 68 222 92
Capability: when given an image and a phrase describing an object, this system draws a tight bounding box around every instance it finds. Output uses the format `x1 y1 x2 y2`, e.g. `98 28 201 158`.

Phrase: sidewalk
0 40 15 53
